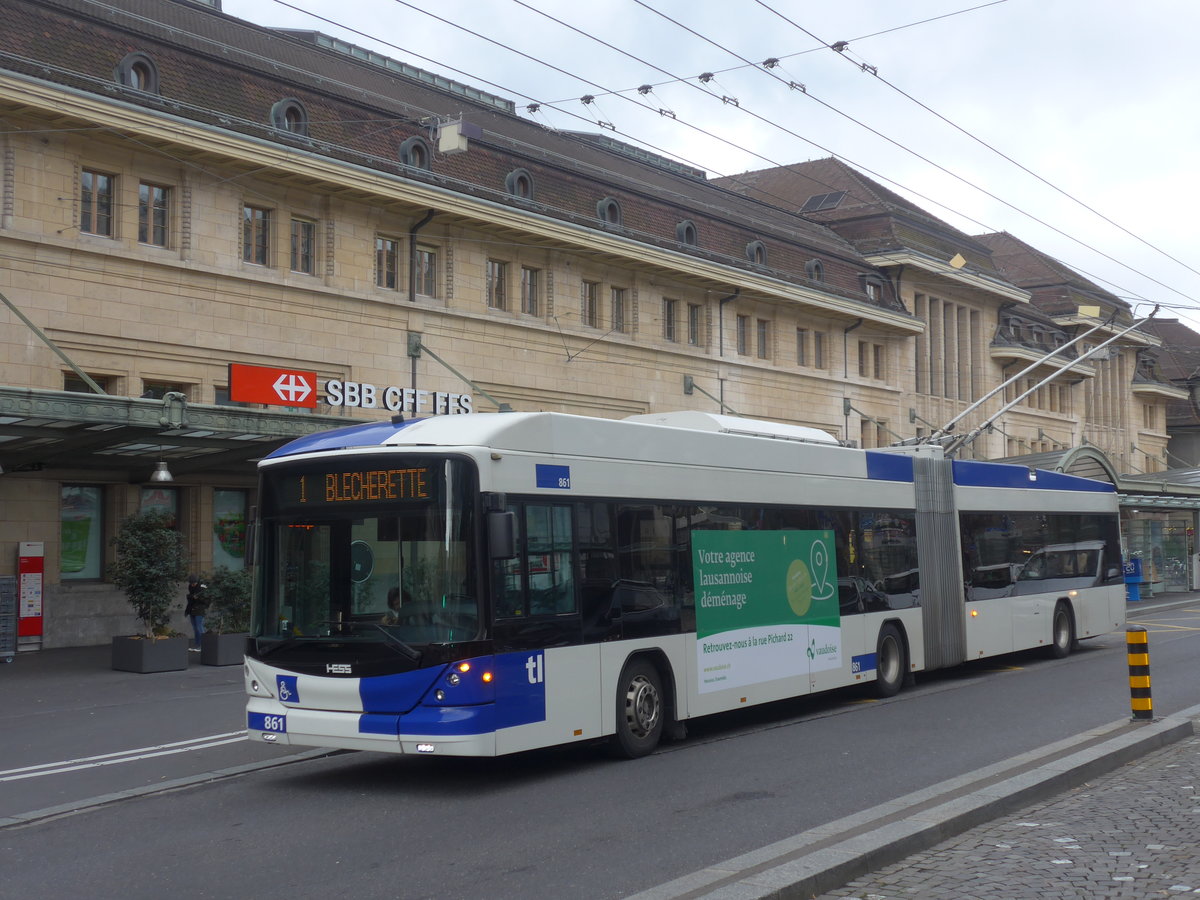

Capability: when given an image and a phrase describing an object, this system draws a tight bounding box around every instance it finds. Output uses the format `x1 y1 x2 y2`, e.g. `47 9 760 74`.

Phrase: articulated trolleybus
245 410 1124 759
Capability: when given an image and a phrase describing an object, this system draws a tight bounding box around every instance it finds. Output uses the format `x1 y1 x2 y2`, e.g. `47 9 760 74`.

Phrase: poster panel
693 530 840 693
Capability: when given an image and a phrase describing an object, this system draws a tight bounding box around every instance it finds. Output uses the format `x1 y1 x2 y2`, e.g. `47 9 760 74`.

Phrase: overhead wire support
942 306 1161 456
926 309 1120 444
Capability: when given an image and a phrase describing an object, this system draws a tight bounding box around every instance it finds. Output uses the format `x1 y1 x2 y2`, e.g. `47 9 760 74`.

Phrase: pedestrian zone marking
1127 620 1200 633
0 731 247 782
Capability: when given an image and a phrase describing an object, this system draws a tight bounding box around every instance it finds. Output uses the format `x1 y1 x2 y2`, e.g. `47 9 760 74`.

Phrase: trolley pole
1126 625 1153 721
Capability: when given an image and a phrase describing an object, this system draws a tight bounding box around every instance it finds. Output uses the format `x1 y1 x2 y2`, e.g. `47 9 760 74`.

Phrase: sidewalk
819 728 1200 900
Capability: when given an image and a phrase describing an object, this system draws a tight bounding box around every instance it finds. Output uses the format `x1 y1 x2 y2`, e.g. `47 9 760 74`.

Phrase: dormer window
805 259 825 282
505 168 534 200
745 240 767 266
860 275 885 302
675 220 697 246
270 99 309 137
399 135 432 170
597 197 622 228
115 52 159 94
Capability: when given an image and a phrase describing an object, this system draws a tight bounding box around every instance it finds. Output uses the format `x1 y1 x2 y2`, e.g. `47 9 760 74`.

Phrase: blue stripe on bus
851 652 877 674
265 419 425 459
359 667 445 714
952 459 1115 492
865 452 914 483
356 651 546 737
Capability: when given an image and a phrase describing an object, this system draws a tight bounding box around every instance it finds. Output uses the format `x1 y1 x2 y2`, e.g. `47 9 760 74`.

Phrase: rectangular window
64 373 112 393
375 236 399 289
582 281 600 328
521 266 540 315
214 386 250 408
486 259 508 310
495 503 576 618
415 246 437 296
290 218 316 274
736 314 749 355
664 299 679 342
80 170 115 236
140 486 178 525
797 328 808 366
137 183 169 247
61 485 103 580
611 287 627 334
687 303 702 346
813 331 826 369
242 206 270 265
141 382 188 401
213 489 249 570
874 344 885 379
756 319 769 359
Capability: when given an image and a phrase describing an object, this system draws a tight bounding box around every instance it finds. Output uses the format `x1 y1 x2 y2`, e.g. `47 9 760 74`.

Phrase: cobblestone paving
818 735 1200 900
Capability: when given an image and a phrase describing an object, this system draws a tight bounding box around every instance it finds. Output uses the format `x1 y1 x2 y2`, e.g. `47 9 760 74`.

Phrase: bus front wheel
611 659 664 759
1047 602 1075 659
875 624 907 698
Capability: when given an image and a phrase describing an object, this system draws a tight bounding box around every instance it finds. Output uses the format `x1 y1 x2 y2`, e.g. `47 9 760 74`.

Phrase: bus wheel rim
880 636 899 682
625 675 661 738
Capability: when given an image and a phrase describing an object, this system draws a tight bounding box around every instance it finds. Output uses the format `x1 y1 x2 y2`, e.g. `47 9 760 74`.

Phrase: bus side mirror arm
488 510 517 560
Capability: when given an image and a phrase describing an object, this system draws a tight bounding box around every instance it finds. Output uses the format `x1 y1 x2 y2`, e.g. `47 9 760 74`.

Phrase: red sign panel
229 363 318 408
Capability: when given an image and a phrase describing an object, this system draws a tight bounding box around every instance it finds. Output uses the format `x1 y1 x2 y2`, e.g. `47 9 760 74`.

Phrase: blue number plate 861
248 712 287 733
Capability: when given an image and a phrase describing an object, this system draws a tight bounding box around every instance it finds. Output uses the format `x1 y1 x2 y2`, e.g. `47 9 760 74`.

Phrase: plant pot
201 631 248 666
111 635 188 673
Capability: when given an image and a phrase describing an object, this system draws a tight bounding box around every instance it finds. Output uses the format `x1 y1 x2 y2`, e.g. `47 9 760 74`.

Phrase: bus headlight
447 672 461 686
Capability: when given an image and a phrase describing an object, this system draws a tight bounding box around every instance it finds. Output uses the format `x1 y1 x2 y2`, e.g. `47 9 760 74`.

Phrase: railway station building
0 0 1193 649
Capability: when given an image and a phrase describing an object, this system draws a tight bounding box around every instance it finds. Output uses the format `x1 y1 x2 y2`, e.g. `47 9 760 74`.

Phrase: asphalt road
2 601 1198 900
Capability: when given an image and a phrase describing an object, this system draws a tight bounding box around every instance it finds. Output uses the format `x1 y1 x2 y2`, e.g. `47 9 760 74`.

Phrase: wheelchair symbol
277 679 293 702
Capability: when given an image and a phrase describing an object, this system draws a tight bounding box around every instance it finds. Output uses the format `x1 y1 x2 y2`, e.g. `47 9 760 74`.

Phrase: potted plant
108 508 189 673
200 565 252 666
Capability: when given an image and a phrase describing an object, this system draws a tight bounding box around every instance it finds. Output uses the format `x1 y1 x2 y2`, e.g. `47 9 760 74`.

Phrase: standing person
185 575 208 652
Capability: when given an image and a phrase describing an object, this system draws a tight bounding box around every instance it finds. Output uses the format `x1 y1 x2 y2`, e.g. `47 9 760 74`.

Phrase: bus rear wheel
611 659 664 759
875 624 906 698
1047 602 1075 659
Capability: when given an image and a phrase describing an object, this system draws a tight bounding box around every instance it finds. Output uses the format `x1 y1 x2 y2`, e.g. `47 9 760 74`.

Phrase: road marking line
0 732 247 782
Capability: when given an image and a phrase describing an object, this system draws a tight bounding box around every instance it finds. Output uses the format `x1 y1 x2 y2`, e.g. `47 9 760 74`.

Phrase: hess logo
326 663 352 674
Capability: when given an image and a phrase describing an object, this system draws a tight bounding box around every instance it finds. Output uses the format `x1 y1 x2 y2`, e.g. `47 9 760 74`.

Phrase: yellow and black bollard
1126 625 1152 721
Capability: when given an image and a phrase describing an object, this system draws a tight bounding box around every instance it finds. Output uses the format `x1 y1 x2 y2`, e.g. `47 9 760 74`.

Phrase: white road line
0 732 248 782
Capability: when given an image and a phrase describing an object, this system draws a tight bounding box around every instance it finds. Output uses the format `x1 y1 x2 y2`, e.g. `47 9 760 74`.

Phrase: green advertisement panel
693 530 840 693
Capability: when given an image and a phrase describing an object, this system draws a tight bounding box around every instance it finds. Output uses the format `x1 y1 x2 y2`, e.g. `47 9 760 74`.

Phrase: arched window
805 258 825 281
597 197 622 228
745 240 767 266
505 168 534 200
115 52 159 94
399 136 432 171
270 99 309 137
675 220 697 246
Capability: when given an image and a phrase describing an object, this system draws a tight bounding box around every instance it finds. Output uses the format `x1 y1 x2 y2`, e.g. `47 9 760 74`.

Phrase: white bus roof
622 411 839 445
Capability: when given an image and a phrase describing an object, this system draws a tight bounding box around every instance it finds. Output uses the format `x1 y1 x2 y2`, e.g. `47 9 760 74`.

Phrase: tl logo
525 653 545 684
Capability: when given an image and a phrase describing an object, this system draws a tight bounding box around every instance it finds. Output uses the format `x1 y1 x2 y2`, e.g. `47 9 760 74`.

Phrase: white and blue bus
245 411 1124 758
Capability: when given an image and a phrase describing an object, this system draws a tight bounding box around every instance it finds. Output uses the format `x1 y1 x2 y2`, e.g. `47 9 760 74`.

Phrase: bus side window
526 504 576 616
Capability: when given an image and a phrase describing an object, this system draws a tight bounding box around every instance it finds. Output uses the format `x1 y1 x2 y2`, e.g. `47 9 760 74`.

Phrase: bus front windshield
253 456 479 648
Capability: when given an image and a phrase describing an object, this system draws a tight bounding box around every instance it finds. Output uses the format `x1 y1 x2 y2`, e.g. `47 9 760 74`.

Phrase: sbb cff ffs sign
229 364 318 408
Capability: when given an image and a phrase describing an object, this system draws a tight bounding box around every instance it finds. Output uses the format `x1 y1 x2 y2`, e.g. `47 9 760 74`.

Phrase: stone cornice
864 250 1030 303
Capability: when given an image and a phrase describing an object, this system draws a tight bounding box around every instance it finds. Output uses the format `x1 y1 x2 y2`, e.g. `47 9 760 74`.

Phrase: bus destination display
290 466 432 507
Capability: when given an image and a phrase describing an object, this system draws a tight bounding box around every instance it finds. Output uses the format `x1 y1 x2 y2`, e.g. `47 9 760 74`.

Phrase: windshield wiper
256 635 309 658
359 623 423 663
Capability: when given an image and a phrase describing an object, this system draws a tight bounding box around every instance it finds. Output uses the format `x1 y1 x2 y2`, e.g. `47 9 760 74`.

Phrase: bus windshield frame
251 453 481 665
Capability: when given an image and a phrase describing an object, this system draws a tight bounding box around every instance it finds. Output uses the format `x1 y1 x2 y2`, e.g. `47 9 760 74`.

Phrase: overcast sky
222 0 1200 329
